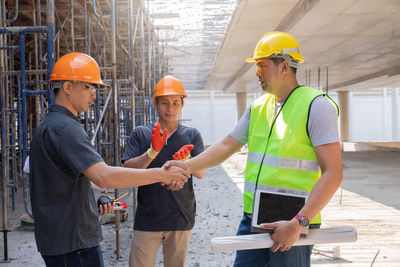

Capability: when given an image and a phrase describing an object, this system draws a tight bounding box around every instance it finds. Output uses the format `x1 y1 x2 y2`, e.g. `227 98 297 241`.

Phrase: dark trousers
233 214 319 267
42 246 104 267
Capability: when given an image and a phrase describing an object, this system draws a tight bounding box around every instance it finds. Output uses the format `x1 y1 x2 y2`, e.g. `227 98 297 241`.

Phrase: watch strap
295 214 303 220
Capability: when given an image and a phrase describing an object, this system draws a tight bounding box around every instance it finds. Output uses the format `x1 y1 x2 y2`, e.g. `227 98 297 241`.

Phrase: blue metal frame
0 3 54 222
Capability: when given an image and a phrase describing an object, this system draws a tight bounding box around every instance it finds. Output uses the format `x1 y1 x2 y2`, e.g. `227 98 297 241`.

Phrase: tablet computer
251 189 308 234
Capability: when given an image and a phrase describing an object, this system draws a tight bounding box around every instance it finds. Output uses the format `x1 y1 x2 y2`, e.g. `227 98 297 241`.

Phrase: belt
244 212 253 219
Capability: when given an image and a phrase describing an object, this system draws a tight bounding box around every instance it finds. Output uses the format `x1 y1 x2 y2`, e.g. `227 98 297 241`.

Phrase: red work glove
147 123 168 159
172 144 194 161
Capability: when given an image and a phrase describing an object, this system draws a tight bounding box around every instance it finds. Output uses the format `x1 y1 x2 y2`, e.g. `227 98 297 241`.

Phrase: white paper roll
211 226 357 252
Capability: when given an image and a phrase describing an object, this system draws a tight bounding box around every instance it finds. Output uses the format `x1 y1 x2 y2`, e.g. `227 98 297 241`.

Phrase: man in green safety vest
167 31 343 267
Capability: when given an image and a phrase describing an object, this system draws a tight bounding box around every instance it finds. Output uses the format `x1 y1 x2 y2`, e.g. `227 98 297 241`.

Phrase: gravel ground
0 153 245 267
2 150 400 266
101 158 245 267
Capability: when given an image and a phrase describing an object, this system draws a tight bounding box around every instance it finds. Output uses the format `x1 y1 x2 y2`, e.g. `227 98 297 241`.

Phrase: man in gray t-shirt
167 31 343 267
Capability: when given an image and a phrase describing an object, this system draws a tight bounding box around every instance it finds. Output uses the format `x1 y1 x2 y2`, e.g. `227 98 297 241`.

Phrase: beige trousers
129 229 192 267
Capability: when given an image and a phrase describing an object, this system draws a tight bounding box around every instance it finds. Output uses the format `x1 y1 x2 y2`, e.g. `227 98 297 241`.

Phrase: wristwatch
294 214 310 227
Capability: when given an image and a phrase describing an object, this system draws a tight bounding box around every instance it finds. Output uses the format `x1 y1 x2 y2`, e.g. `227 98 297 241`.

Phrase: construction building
1 0 399 266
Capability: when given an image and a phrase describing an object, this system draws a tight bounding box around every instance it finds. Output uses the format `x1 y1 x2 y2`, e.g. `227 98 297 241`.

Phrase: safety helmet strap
266 53 299 69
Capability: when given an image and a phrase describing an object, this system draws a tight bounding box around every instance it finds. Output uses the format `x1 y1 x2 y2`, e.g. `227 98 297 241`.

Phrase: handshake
149 123 196 191
160 159 192 191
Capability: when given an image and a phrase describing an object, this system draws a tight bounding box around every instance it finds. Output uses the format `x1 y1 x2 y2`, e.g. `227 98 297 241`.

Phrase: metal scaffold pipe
0 0 19 23
46 0 55 103
110 0 121 259
0 0 168 263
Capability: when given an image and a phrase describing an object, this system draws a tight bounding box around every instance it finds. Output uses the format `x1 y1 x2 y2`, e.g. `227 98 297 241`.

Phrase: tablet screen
256 191 306 225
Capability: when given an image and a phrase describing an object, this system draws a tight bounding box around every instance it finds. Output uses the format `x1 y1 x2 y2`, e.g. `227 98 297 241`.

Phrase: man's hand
161 160 192 189
99 203 114 216
163 160 192 173
147 123 168 159
172 144 194 161
260 218 303 252
165 180 185 191
159 163 190 186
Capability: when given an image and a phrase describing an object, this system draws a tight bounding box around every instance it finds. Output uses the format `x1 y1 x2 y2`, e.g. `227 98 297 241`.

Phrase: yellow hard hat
246 31 304 68
153 75 187 99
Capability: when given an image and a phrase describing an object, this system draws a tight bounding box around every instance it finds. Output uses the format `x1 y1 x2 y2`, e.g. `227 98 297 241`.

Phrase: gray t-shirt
230 95 339 146
30 105 104 255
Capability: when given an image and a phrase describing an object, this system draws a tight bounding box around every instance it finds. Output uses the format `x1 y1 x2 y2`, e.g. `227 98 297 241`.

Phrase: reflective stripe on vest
244 182 309 197
247 152 320 172
243 86 338 224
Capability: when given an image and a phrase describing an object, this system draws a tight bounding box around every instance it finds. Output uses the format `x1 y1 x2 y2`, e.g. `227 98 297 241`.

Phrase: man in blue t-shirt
122 75 206 267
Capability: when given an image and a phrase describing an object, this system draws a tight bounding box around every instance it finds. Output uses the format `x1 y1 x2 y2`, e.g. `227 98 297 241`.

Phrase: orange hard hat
153 75 187 99
49 52 109 86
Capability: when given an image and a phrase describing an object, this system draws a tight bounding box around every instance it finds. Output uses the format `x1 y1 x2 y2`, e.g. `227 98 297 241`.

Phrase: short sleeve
308 96 340 147
55 125 103 176
121 127 148 164
229 105 251 144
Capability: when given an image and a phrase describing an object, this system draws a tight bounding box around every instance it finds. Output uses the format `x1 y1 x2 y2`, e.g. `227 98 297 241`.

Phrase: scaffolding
0 0 167 262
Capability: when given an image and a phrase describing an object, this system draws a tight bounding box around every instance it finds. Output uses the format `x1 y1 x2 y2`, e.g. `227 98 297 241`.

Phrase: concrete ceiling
206 0 400 93
147 0 237 90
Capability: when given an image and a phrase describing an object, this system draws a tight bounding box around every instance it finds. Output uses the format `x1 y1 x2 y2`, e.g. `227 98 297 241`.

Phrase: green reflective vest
244 86 338 224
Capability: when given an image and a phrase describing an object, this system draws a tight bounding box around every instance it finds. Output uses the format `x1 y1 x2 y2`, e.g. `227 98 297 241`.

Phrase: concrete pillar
338 91 349 142
383 88 388 140
392 88 399 141
236 92 247 122
209 91 215 144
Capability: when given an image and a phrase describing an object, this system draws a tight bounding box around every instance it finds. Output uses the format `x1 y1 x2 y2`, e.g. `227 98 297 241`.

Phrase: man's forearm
192 168 207 179
186 135 244 172
85 162 190 189
123 152 153 169
88 162 163 188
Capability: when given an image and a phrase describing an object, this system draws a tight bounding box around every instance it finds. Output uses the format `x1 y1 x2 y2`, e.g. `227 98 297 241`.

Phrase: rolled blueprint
211 226 357 252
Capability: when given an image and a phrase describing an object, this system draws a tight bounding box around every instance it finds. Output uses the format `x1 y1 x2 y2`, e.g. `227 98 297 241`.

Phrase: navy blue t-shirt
121 123 204 231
